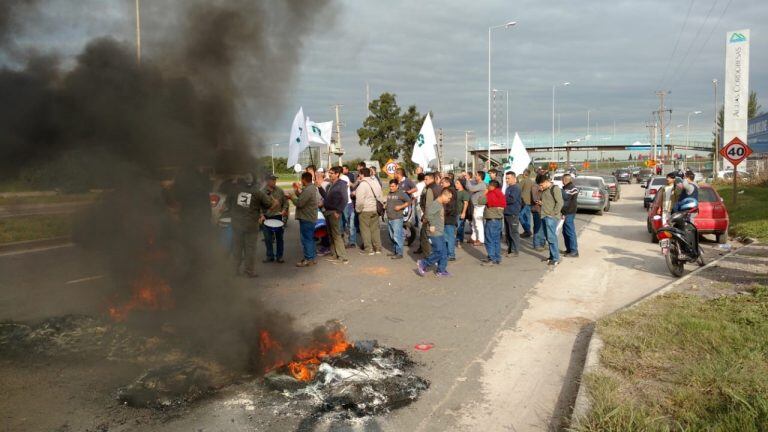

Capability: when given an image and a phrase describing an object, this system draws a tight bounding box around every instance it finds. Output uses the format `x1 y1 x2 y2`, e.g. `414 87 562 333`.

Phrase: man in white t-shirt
413 172 426 227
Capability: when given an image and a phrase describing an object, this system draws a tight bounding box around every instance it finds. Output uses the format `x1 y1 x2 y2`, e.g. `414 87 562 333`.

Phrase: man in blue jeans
289 172 319 267
386 179 410 259
518 169 534 237
560 174 579 257
440 177 458 261
536 174 564 267
531 181 546 250
417 189 452 277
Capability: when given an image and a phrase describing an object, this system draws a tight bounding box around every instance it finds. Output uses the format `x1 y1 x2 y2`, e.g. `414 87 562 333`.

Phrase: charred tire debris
0 315 429 417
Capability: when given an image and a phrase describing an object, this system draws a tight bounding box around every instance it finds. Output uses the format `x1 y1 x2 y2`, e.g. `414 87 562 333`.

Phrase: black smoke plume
0 0 336 372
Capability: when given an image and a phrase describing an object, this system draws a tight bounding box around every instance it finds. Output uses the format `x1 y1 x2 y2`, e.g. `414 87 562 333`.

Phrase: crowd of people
225 163 584 277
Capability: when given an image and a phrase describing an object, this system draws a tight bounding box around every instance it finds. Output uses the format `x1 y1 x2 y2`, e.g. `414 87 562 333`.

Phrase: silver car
573 176 610 215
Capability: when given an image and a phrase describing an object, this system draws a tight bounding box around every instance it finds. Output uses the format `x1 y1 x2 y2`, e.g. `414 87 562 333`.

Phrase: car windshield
616 169 629 174
574 178 602 188
651 178 666 186
601 176 616 183
699 187 718 202
640 169 653 175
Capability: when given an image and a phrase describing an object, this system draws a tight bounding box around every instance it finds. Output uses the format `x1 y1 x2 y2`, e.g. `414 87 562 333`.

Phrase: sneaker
391 255 403 260
276 258 285 263
436 271 451 277
547 260 561 267
325 257 339 263
481 260 498 266
506 251 519 257
360 250 375 256
386 252 397 257
262 258 275 263
448 257 456 261
416 260 427 276
374 250 382 255
340 259 349 265
566 252 579 258
295 260 309 267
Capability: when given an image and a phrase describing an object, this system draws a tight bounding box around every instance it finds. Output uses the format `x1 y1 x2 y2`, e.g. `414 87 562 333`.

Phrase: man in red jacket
481 180 506 265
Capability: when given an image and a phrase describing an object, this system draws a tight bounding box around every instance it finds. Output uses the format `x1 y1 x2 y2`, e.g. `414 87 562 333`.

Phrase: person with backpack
537 174 564 267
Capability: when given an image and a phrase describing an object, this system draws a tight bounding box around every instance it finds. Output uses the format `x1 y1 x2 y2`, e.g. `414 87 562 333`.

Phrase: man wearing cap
228 173 278 277
260 174 289 264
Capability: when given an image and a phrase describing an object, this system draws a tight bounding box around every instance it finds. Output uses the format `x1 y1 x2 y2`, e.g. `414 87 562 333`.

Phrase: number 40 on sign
719 137 752 167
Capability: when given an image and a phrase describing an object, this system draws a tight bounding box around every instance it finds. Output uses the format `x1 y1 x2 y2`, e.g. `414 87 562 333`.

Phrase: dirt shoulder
575 243 768 431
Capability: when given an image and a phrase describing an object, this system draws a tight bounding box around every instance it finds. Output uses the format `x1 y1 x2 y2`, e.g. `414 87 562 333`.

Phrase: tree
357 93 429 174
713 90 760 148
357 93 402 167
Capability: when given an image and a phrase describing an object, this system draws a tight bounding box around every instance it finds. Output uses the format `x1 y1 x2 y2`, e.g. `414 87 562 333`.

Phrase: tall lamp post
488 21 517 169
552 81 570 163
686 110 702 148
712 79 719 173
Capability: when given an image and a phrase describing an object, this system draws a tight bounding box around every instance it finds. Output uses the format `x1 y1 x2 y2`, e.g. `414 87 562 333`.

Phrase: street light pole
488 21 516 170
135 0 141 64
686 110 702 148
552 82 570 164
712 79 719 173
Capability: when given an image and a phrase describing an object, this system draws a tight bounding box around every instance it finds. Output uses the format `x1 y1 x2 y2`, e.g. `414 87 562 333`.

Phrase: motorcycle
656 207 705 277
402 200 418 246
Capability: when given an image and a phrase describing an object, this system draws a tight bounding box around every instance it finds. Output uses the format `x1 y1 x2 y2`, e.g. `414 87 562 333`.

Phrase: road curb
568 240 759 427
0 236 72 255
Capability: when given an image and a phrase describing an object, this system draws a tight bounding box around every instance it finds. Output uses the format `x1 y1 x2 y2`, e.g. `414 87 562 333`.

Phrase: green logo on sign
730 32 747 43
417 134 425 147
312 125 322 136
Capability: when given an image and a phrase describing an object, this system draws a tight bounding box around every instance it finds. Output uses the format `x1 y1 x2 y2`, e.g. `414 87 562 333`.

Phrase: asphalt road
9 183 725 431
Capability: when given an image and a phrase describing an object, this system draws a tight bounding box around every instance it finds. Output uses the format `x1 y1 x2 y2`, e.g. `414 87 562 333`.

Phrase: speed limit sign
719 137 752 167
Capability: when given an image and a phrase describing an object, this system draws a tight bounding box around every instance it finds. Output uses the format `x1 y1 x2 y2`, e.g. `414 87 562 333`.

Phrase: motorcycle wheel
665 241 685 277
697 246 706 267
405 224 417 246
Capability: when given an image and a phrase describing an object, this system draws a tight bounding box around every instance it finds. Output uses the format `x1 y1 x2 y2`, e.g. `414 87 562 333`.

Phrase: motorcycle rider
654 173 680 224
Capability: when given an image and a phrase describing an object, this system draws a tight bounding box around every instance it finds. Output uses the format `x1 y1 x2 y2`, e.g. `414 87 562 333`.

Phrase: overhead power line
658 0 696 89
666 0 719 87
671 0 734 89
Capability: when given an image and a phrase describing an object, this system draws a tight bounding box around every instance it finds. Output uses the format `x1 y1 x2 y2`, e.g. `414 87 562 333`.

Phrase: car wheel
596 209 603 216
717 229 728 244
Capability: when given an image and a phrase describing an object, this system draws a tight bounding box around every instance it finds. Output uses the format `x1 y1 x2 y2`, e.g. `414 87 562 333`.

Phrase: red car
646 184 729 244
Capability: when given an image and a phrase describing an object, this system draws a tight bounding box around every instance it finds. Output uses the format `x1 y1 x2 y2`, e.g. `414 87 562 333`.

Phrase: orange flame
108 270 174 322
259 328 351 382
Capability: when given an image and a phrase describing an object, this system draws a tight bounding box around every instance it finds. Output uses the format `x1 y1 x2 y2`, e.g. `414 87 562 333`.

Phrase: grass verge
714 183 768 241
0 214 73 244
572 286 768 432
0 192 99 206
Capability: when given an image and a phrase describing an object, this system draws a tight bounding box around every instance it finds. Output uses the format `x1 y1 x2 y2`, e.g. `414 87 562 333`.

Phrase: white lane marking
65 275 105 285
0 243 74 258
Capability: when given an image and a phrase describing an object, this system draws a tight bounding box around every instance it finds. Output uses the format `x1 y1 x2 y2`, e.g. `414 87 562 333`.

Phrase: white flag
506 132 531 176
306 118 333 146
411 113 437 169
287 107 309 168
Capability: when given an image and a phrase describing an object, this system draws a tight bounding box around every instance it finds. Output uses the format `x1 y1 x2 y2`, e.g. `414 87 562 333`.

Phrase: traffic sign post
719 137 753 206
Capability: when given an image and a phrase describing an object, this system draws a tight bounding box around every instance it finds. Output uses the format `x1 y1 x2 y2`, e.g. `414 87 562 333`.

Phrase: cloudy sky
9 0 768 161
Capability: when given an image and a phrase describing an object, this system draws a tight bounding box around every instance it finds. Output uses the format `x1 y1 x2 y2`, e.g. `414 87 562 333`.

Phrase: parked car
599 174 621 201
641 176 666 209
552 172 576 188
646 184 729 244
637 169 654 184
613 168 632 184
573 176 610 215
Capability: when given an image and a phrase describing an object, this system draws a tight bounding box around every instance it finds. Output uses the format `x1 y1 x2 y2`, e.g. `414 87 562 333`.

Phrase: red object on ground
414 343 434 351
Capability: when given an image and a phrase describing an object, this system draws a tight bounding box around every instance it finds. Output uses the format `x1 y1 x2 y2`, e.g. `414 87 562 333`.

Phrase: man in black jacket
561 174 579 257
324 166 349 263
416 173 442 255
440 177 458 261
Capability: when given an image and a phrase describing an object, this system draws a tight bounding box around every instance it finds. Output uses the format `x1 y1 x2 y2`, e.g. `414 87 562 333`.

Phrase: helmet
678 197 698 211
